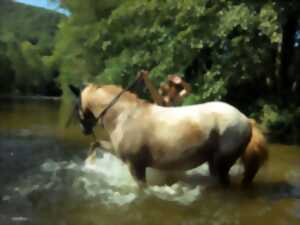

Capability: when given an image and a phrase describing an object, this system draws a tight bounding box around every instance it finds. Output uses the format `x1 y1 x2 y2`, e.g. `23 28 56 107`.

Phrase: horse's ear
69 84 81 97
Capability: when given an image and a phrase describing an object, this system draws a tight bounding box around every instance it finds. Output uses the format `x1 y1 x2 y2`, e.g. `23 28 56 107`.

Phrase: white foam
83 152 137 189
11 217 29 222
35 150 244 206
41 159 61 172
145 183 202 205
81 151 209 205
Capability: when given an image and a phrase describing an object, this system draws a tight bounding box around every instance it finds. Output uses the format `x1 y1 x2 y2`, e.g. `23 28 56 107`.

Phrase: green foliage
54 0 282 104
1 0 300 142
259 104 287 130
257 104 300 143
259 3 281 43
0 0 63 95
51 0 300 143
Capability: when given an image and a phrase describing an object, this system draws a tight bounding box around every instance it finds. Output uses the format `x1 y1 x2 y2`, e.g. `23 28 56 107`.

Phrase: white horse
69 84 268 187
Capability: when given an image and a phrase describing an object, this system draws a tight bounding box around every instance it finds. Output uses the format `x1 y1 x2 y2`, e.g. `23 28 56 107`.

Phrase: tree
52 0 300 142
0 0 63 95
276 0 300 101
54 1 281 105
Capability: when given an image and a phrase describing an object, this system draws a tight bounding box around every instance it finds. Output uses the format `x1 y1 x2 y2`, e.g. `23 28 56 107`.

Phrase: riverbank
0 95 61 101
1 96 299 145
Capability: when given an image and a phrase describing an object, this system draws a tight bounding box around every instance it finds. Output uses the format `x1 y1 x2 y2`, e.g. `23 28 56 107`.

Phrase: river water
0 98 299 225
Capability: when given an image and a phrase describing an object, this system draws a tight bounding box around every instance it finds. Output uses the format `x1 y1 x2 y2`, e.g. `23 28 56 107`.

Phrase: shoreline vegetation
0 95 61 100
0 0 300 144
0 0 63 97
0 95 297 145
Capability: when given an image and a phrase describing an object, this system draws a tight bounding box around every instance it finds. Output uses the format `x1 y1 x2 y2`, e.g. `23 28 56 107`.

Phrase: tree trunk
279 14 298 96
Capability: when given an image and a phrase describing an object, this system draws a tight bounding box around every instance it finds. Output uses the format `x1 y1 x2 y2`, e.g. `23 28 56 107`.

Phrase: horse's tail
241 119 268 186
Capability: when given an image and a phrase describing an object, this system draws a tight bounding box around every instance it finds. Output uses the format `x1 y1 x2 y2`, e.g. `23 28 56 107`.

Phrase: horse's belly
149 123 212 170
152 156 207 171
151 145 210 171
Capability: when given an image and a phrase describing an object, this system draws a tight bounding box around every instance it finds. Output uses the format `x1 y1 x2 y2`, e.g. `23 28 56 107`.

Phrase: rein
68 72 143 153
95 73 142 129
67 73 142 156
87 74 141 151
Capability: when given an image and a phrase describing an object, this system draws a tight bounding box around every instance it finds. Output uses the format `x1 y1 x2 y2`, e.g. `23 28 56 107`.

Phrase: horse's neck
99 99 139 133
87 85 150 133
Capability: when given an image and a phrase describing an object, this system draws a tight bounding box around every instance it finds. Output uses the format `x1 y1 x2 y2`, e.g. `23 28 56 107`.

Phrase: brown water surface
0 98 299 225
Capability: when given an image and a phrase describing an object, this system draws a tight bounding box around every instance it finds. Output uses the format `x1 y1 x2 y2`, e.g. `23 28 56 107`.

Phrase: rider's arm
140 71 165 106
167 74 191 99
178 80 191 98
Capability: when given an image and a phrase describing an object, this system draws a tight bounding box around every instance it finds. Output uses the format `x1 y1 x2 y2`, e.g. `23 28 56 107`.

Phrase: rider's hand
168 75 182 85
137 70 149 81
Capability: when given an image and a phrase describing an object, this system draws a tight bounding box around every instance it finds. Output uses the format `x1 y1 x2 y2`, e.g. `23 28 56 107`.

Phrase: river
0 98 299 225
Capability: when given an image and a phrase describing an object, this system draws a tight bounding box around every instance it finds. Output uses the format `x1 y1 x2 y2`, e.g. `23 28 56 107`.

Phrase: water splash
81 151 204 205
19 150 245 208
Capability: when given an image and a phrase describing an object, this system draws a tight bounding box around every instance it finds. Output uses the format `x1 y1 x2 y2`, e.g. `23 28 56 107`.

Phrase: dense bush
0 0 63 95
54 1 281 100
51 0 300 143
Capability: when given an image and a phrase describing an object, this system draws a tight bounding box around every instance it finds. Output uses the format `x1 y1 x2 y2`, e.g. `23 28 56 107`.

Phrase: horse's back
151 101 248 126
198 102 251 154
160 101 250 141
197 101 249 128
150 101 250 147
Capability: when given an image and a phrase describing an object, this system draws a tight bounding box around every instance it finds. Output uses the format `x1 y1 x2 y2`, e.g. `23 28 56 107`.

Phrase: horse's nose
82 129 92 135
80 124 92 135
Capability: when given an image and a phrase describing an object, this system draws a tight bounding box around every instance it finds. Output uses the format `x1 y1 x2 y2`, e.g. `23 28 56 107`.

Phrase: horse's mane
86 84 149 105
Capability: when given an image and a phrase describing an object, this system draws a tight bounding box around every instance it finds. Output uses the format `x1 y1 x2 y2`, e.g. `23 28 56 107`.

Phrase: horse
69 83 268 187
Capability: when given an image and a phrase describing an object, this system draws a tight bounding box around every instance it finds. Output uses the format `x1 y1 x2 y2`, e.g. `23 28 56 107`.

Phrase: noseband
76 73 142 138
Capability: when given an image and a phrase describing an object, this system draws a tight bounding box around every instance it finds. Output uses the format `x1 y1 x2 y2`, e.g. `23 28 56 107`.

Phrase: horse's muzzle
80 124 93 135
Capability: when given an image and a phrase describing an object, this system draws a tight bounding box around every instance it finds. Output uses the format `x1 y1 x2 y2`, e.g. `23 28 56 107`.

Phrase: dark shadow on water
165 171 300 201
0 133 87 225
242 181 300 200
0 134 84 190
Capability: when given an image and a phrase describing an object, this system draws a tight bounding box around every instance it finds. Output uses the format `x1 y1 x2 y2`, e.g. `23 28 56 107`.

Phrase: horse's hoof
242 180 253 189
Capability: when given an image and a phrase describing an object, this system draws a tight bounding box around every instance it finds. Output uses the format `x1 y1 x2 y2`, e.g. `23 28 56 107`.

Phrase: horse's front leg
85 146 97 165
128 161 147 188
85 140 114 165
98 140 114 152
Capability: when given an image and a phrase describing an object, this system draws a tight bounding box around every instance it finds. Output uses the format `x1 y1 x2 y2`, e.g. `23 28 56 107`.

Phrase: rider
139 70 191 106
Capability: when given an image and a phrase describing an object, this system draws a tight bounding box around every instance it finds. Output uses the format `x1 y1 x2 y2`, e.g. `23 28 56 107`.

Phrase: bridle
69 72 142 141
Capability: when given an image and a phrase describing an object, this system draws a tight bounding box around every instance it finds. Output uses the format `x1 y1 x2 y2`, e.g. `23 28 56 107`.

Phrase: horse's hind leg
208 159 217 176
215 158 232 186
210 154 238 186
128 161 147 187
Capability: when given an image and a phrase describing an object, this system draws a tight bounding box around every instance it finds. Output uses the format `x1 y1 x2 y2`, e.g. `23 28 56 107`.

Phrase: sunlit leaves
0 1 63 95
217 4 254 38
258 3 281 43
55 0 283 103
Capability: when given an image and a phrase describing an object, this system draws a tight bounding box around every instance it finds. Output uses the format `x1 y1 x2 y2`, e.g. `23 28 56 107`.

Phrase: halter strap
74 72 142 143
95 72 142 128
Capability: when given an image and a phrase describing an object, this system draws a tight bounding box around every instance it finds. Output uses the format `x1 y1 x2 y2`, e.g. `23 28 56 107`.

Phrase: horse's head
69 83 144 135
69 84 97 135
